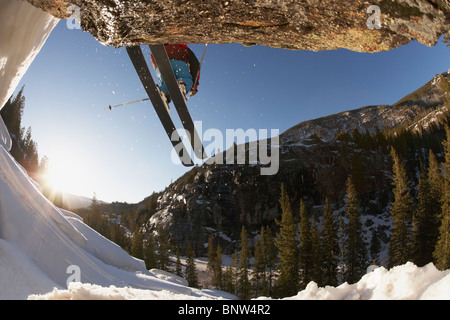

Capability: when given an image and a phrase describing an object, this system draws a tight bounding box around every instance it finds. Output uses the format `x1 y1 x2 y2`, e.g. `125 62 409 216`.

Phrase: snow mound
28 282 216 300
28 282 236 300
28 262 450 300
281 262 450 300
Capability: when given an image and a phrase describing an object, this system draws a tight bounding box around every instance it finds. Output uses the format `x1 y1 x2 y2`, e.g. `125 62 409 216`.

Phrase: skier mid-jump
150 43 201 103
124 44 207 165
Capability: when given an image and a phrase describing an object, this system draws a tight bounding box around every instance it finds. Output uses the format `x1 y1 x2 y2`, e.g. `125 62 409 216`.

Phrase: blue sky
17 21 449 203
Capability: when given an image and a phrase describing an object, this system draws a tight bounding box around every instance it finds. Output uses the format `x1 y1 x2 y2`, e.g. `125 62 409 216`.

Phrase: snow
25 262 450 300
28 282 213 300
0 0 449 302
0 0 59 110
280 263 450 300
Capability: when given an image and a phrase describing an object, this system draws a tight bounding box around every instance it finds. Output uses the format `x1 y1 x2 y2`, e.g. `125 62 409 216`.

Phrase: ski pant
155 60 193 96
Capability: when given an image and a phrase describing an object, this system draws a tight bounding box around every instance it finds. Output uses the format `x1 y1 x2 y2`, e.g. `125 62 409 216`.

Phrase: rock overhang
26 0 450 52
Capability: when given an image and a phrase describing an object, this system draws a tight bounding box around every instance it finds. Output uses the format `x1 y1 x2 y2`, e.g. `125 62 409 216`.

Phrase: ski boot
158 87 171 114
178 81 187 102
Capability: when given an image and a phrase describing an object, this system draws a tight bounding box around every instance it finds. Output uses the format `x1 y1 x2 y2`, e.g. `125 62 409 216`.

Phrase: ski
149 44 207 160
125 46 194 167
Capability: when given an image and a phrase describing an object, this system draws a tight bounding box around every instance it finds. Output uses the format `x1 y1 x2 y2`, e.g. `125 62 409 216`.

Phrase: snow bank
0 0 59 109
29 262 449 300
281 262 450 300
28 282 231 300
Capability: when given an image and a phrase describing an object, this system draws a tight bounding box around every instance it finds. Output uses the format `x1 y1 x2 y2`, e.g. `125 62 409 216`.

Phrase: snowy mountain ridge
281 71 449 146
61 192 107 210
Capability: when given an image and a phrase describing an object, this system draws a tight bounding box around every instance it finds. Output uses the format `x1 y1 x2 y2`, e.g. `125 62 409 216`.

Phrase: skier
150 43 200 103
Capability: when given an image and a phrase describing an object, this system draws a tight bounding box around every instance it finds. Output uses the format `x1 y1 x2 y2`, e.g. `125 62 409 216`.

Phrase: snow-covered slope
0 113 232 300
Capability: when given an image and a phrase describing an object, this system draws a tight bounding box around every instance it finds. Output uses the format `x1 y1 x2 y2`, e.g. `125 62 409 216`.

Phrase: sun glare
45 155 88 196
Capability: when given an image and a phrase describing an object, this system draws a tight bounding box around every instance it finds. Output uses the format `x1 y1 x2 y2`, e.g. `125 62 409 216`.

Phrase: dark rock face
28 0 449 52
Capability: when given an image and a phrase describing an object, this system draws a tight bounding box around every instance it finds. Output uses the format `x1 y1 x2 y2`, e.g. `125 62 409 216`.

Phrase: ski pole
105 98 150 110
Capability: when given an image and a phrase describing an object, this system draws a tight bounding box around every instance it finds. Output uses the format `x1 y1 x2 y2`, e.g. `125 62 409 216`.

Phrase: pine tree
155 225 170 271
275 185 298 296
222 263 234 295
214 244 223 289
207 235 217 284
130 226 144 260
344 177 367 284
263 226 277 297
434 126 450 270
86 193 103 233
238 226 251 299
275 184 299 297
412 164 435 266
0 86 25 137
110 221 129 252
389 147 414 268
310 218 324 286
185 243 198 288
337 212 346 283
175 246 182 277
429 150 444 205
22 127 39 175
321 198 338 286
428 150 444 253
298 199 312 288
223 250 238 295
206 235 223 288
144 234 158 270
253 228 266 297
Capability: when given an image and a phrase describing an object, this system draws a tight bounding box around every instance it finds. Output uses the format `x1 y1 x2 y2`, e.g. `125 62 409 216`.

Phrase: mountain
140 71 449 260
61 192 106 210
282 71 450 145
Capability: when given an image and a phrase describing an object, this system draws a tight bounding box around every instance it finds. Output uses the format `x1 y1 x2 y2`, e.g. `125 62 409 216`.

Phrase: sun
44 154 89 196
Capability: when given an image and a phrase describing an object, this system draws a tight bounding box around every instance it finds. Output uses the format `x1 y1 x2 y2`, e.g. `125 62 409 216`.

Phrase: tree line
0 87 67 208
1 87 41 178
203 125 450 299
